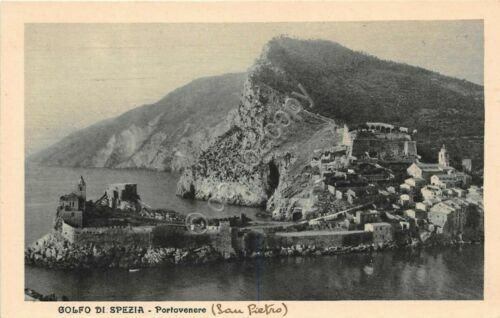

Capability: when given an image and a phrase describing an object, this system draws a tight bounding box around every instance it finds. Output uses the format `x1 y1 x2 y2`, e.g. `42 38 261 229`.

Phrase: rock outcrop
25 231 224 269
176 43 344 214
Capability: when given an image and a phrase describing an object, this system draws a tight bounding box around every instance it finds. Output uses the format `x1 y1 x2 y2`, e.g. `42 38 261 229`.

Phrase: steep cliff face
176 45 344 210
29 73 246 171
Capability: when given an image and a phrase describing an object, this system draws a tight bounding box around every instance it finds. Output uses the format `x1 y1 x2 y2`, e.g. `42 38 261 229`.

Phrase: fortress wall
62 220 233 253
211 223 234 257
73 225 154 247
234 230 374 253
61 221 76 243
352 138 417 159
152 225 212 248
274 231 373 248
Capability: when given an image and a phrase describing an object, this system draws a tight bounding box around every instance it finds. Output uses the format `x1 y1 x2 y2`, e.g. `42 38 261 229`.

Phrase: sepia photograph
23 21 484 301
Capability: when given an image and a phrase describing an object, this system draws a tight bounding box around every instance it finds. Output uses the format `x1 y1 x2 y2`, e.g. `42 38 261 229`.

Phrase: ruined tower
438 144 450 168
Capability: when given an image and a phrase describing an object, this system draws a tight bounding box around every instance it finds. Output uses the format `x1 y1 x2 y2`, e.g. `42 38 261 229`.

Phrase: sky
25 21 484 156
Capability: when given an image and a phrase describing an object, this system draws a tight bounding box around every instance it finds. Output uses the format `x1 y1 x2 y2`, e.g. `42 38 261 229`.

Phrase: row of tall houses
428 198 470 235
280 120 481 239
398 144 481 235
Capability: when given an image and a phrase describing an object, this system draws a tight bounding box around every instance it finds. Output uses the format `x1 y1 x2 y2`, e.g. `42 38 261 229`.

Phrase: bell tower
342 124 351 146
76 176 86 211
438 144 450 168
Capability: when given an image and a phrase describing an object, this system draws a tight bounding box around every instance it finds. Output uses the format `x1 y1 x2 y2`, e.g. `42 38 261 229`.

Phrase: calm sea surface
25 164 483 300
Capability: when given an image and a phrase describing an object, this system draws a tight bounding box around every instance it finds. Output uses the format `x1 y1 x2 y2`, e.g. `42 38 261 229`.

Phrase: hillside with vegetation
29 73 246 171
253 37 484 168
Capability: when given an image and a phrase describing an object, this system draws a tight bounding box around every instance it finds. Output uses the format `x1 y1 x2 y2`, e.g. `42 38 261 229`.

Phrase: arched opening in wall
292 211 303 221
180 184 196 199
266 160 280 197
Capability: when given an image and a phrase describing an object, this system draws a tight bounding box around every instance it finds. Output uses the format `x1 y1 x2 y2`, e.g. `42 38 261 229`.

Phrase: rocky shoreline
25 231 482 270
25 232 222 269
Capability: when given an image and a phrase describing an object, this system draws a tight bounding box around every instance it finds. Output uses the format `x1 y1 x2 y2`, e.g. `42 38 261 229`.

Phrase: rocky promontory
25 231 224 269
176 40 345 213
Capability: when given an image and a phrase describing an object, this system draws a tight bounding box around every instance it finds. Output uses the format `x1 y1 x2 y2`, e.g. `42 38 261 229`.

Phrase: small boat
25 288 43 301
128 268 141 273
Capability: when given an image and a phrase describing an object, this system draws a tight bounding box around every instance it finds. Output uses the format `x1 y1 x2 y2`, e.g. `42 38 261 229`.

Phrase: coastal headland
26 37 484 271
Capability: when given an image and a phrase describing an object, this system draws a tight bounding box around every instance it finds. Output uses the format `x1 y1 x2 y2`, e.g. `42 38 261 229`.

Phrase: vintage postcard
1 1 500 318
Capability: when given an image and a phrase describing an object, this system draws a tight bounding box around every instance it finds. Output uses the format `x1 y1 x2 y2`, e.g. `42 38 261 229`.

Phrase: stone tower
76 176 86 211
342 124 351 146
438 144 450 168
462 158 472 173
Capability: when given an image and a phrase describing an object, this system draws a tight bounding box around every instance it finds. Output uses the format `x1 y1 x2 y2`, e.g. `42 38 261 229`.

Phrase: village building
354 210 379 225
400 183 412 193
443 188 455 197
364 222 393 244
399 220 411 231
387 186 396 194
272 207 287 220
428 198 469 235
466 186 483 208
431 174 460 188
327 185 336 195
404 177 426 189
415 202 429 212
465 186 484 230
406 144 466 184
451 187 467 198
404 209 427 220
310 157 321 169
359 165 394 182
399 194 413 207
383 211 413 232
59 193 80 211
422 198 441 208
311 146 351 177
454 171 472 187
335 190 343 200
431 172 471 189
366 122 395 133
421 185 443 201
345 188 363 204
462 158 472 173
378 189 390 197
407 162 454 182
